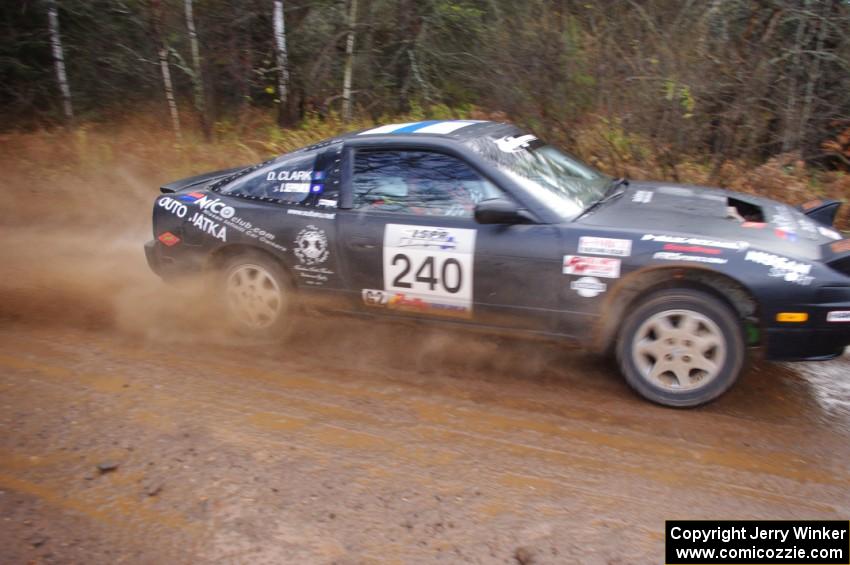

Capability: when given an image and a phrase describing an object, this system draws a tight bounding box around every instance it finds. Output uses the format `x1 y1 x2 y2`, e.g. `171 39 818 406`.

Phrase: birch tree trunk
273 0 291 126
184 0 210 140
152 0 182 142
341 0 358 122
46 0 73 123
159 47 182 142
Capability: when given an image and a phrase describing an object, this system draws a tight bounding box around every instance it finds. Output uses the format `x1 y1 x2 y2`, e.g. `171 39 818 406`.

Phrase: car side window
352 150 501 217
220 153 317 203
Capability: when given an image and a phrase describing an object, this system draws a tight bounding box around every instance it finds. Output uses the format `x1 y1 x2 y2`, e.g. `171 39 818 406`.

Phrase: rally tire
219 251 294 339
616 288 745 407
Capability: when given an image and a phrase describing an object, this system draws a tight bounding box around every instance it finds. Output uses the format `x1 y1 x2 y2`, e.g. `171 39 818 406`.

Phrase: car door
335 145 563 332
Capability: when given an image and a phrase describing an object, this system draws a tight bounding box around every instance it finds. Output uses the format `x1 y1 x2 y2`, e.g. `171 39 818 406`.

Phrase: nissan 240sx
145 120 850 407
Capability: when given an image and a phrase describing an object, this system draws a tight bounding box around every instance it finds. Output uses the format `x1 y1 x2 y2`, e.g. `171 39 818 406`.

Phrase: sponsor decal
745 250 813 285
562 255 621 278
294 225 329 266
188 212 227 242
287 209 335 220
194 195 235 219
826 311 850 323
653 252 728 265
275 182 311 193
631 190 653 204
318 198 338 208
396 228 459 251
771 206 798 234
388 293 469 315
362 289 390 306
802 199 824 210
742 222 767 229
774 227 798 242
578 236 632 257
158 196 188 219
831 239 850 254
261 238 287 252
177 191 206 203
384 224 476 315
657 185 723 201
223 216 285 252
263 170 317 193
798 218 818 234
294 265 333 285
818 226 842 241
266 169 311 182
657 186 694 197
570 276 607 298
157 231 181 247
495 134 538 153
662 243 722 255
642 234 747 251
361 289 470 317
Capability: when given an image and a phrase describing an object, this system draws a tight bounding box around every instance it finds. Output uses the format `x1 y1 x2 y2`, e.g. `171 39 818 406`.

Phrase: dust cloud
0 130 584 385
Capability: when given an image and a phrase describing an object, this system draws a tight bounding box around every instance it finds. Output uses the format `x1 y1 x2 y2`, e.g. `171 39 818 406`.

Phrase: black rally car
145 120 850 407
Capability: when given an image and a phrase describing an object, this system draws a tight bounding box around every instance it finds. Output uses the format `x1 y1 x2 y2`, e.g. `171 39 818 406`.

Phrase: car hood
575 181 841 261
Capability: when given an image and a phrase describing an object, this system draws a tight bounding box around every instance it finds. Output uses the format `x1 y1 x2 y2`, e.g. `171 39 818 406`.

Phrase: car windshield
467 134 611 219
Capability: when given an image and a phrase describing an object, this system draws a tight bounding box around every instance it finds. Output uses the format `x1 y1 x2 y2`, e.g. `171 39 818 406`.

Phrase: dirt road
2 227 849 564
1 136 849 563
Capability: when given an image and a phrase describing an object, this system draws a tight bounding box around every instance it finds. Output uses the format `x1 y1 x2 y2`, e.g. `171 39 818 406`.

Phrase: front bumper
764 327 850 361
762 285 850 361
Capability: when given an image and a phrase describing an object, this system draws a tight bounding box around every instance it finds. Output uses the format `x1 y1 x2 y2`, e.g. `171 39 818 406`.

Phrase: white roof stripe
358 122 418 135
358 120 487 136
412 120 480 134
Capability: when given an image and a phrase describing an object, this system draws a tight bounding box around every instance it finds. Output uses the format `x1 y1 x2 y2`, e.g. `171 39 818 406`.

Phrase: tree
184 0 210 139
272 0 291 126
46 0 73 123
152 0 181 141
341 0 357 122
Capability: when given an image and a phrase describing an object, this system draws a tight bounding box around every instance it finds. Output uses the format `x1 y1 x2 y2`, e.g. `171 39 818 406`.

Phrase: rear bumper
144 240 163 277
144 240 187 280
144 237 208 282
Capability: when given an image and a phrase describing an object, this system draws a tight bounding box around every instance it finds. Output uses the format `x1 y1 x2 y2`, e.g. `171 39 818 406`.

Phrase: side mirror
474 198 534 225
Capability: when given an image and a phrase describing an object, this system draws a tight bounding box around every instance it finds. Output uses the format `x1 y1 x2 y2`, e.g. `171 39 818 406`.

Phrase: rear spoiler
798 198 842 227
159 166 249 194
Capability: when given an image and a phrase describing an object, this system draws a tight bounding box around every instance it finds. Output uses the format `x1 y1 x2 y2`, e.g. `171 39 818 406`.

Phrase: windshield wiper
574 177 629 220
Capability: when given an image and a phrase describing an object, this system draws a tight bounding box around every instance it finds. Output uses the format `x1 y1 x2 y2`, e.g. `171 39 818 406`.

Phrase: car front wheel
616 288 745 407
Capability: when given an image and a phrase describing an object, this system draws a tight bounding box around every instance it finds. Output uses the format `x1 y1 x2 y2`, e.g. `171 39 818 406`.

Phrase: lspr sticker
578 236 632 257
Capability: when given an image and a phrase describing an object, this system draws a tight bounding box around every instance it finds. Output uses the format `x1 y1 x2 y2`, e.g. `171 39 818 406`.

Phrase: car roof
351 119 519 141
296 119 526 157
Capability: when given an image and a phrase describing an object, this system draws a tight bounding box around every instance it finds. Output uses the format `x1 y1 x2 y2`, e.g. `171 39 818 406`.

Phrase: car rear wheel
220 252 292 338
616 288 745 407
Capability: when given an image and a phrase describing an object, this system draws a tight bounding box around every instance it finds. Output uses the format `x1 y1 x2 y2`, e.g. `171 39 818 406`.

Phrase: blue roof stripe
390 120 442 133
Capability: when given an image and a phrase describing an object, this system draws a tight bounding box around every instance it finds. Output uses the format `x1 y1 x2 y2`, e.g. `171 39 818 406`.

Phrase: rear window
219 153 317 203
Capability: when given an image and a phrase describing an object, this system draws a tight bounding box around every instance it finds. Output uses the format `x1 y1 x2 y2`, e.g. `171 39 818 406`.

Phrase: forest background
2 0 850 228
